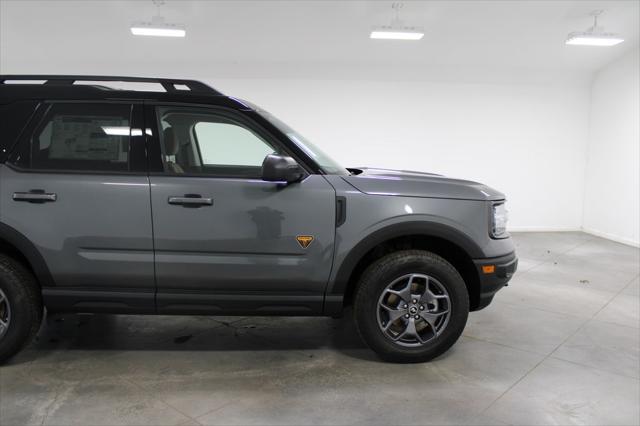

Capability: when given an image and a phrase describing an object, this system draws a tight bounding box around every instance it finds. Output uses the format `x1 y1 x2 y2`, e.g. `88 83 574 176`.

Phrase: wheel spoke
394 319 415 340
408 319 425 343
386 279 413 303
420 289 449 314
416 275 429 300
408 274 425 303
395 318 423 343
0 293 5 304
0 319 7 331
419 287 433 304
420 311 448 334
380 304 406 326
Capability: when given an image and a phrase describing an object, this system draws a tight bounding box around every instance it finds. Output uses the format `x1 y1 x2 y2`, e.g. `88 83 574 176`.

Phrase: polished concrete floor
1 232 639 426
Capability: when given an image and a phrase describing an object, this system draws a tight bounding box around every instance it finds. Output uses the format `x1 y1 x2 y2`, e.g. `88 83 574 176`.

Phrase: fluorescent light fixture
130 23 185 37
566 10 624 47
370 27 424 40
566 32 624 46
131 23 187 37
371 3 424 41
131 1 185 37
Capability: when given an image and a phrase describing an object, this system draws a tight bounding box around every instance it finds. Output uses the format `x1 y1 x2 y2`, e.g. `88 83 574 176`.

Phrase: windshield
249 104 349 175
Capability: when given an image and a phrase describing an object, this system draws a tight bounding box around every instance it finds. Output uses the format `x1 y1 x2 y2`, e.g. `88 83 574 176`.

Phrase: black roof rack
0 75 222 95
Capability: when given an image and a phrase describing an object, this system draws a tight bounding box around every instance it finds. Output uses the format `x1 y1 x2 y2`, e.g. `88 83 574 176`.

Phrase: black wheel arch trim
327 221 483 299
0 222 54 287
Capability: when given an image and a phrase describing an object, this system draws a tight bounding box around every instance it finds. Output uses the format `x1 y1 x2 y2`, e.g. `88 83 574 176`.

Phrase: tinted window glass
0 101 39 162
18 103 133 172
158 107 278 177
194 122 273 166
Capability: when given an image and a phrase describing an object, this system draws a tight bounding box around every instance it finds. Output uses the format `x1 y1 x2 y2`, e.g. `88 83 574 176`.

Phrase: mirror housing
261 154 304 183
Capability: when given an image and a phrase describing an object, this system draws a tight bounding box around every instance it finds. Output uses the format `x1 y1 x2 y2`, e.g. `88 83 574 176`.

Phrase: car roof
0 75 249 110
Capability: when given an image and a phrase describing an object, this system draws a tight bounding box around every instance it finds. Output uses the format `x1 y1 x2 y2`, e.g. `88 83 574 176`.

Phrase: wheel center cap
409 306 418 314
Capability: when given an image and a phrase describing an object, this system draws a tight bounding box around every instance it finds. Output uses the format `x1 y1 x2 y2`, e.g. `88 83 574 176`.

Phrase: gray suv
0 75 517 363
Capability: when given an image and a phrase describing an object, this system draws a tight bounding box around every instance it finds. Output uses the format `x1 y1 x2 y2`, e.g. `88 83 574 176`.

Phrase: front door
147 105 336 314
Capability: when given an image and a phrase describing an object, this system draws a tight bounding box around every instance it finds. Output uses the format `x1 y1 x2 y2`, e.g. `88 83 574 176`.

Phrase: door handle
168 194 213 207
13 190 57 203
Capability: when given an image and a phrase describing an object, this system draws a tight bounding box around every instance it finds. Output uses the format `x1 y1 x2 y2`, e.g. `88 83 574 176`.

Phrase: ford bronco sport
0 75 517 363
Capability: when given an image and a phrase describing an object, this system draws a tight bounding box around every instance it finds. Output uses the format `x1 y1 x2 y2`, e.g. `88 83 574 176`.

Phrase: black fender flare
0 222 54 287
327 221 483 299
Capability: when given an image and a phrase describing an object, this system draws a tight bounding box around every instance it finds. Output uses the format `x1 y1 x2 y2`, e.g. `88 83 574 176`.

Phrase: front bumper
472 251 518 311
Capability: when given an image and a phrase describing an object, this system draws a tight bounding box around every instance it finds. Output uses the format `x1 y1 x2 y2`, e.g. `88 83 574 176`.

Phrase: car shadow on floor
10 310 389 364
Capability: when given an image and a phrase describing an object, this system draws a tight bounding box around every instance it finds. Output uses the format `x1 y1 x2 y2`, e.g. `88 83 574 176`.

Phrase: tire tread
0 254 43 363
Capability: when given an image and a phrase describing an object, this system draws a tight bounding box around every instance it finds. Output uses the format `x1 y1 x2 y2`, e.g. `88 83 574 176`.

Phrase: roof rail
0 75 222 95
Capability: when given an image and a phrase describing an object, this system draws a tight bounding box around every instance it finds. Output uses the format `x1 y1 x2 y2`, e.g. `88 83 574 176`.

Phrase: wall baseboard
508 226 639 248
581 228 640 248
508 227 581 232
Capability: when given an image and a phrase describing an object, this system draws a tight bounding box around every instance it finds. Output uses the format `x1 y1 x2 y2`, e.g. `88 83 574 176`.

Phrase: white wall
212 79 591 231
583 49 640 247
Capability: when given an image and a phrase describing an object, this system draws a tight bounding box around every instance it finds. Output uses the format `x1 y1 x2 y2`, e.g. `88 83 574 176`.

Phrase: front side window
158 107 278 177
13 103 133 172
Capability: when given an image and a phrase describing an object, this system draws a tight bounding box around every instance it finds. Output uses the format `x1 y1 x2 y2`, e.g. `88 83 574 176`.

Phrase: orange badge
296 235 314 249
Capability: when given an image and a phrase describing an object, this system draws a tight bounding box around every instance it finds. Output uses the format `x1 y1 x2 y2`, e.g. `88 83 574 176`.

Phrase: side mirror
261 154 304 183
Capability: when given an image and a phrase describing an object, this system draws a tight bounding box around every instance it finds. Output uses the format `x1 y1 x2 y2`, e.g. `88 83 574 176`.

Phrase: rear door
0 101 155 312
147 105 336 314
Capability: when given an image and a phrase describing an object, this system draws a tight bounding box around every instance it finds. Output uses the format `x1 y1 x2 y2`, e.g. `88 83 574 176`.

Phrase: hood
342 168 505 201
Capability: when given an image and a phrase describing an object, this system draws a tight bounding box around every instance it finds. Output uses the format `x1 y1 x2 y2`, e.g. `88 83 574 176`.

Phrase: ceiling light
131 21 186 38
566 10 623 46
371 3 424 41
566 33 624 46
371 27 424 40
131 0 185 38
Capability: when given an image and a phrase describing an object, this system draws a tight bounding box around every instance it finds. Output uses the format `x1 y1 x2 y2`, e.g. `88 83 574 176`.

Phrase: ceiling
1 0 638 85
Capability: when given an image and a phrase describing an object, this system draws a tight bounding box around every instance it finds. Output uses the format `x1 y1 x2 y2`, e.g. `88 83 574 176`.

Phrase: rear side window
0 101 39 162
11 103 133 172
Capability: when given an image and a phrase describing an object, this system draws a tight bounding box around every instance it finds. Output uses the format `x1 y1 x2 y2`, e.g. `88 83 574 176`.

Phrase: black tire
0 254 43 364
354 250 469 363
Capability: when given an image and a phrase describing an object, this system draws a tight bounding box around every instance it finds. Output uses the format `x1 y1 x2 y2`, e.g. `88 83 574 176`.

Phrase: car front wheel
354 250 469 363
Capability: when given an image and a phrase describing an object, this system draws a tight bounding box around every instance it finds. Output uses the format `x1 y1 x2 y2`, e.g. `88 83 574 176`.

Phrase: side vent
336 196 347 227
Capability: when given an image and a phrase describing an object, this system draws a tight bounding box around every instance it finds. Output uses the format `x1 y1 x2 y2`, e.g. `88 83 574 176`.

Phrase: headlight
491 202 508 238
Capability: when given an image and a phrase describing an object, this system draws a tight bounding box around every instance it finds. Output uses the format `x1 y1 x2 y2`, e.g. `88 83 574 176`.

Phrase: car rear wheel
354 250 469 363
0 254 43 364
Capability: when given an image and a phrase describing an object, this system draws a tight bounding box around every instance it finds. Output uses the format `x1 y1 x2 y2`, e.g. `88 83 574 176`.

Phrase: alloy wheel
376 273 451 347
0 289 11 340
